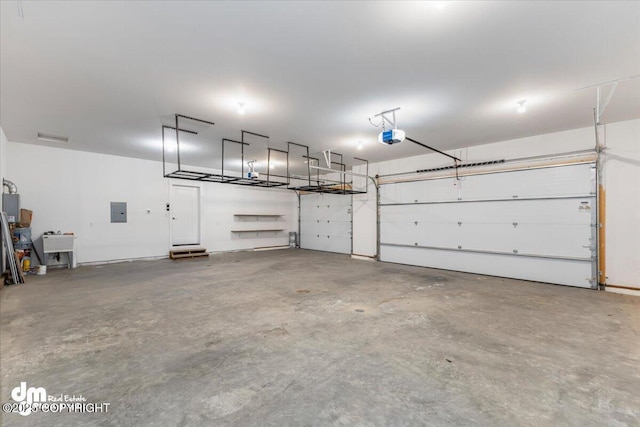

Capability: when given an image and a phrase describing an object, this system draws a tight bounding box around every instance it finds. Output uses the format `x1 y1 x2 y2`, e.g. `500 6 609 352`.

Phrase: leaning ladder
1 212 24 284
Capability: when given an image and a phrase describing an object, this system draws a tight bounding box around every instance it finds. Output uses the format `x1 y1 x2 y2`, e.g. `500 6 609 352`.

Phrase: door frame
169 181 203 248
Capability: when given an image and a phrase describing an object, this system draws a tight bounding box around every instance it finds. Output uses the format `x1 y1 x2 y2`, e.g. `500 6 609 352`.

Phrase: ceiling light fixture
37 132 69 143
237 102 246 115
517 100 527 114
356 141 363 150
433 2 447 10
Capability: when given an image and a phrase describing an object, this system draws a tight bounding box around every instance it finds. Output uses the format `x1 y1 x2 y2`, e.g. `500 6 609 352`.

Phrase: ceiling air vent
37 132 69 144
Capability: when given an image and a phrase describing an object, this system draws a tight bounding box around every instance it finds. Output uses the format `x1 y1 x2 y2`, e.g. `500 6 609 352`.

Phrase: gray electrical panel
2 193 20 222
110 202 127 223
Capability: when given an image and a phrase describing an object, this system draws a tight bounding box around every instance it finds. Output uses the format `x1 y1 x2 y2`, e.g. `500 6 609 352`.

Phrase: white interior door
300 193 352 254
171 184 200 246
379 163 598 288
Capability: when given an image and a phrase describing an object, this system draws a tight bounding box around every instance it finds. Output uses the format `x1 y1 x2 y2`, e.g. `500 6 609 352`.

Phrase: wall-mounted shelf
231 229 285 233
232 214 287 234
234 214 283 218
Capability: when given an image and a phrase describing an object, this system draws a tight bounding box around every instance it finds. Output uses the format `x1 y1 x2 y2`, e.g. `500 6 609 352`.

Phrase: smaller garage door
300 193 352 254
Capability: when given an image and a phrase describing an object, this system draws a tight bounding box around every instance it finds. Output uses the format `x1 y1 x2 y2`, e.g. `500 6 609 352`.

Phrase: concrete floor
1 249 639 426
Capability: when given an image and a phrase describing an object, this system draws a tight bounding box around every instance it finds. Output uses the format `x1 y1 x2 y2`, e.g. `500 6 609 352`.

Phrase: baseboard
253 245 291 252
351 254 377 261
80 255 169 267
605 285 640 297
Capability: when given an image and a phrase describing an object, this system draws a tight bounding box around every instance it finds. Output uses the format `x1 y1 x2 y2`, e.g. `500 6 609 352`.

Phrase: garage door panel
380 204 453 223
302 220 352 237
381 199 594 225
381 222 462 248
380 163 595 204
380 245 594 288
326 209 352 222
507 224 593 257
301 208 351 223
300 206 322 216
456 223 593 257
460 163 595 200
300 220 327 236
300 234 351 253
381 221 592 258
381 179 459 204
325 221 351 237
465 199 595 224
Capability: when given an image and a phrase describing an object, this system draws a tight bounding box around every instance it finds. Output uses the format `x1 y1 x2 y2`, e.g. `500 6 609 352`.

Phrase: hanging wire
17 0 24 19
368 117 384 128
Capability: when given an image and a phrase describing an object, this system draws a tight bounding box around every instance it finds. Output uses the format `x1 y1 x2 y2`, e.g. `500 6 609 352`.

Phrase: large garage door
379 163 597 288
300 193 352 254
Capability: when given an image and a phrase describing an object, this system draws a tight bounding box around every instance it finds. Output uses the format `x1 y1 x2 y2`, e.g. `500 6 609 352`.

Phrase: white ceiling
1 1 639 168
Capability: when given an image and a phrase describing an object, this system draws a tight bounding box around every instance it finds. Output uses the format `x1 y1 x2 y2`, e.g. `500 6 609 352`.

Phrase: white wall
6 142 297 265
352 181 377 258
602 120 640 288
0 127 7 204
353 119 640 289
0 127 7 274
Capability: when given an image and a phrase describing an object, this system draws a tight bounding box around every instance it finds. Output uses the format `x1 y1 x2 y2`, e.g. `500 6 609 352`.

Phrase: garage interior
1 1 639 426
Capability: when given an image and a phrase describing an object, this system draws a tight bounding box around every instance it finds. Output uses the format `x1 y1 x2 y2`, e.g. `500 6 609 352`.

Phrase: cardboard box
19 209 33 227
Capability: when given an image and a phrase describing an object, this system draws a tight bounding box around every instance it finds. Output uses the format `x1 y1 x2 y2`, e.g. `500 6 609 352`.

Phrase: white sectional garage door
379 163 597 288
300 193 352 254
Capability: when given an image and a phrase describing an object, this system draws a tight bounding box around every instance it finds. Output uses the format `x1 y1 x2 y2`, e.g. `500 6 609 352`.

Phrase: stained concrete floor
1 249 639 426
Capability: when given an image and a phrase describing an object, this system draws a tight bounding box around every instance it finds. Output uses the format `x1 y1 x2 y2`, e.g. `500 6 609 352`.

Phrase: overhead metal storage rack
162 114 368 194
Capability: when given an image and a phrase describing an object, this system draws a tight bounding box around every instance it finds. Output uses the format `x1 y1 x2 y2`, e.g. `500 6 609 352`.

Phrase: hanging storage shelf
162 115 369 194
